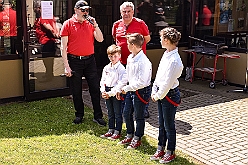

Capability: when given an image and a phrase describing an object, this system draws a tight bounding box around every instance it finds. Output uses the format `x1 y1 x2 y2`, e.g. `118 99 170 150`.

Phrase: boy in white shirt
117 33 152 149
150 27 183 163
100 44 127 140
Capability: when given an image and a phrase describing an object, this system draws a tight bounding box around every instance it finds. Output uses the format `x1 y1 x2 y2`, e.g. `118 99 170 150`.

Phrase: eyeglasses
80 8 89 13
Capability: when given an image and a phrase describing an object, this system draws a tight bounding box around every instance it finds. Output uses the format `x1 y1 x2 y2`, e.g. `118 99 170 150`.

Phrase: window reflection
194 0 215 39
136 0 182 45
135 0 247 50
27 0 68 91
0 0 17 55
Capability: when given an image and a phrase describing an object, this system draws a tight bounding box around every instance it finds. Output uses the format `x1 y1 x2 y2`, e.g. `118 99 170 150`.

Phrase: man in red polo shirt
112 1 151 118
60 0 106 126
112 2 150 65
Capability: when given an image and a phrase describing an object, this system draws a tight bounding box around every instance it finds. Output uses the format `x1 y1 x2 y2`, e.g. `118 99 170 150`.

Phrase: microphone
84 15 94 25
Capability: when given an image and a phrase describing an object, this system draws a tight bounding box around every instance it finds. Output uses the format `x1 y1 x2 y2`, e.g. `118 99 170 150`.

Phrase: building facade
0 0 247 102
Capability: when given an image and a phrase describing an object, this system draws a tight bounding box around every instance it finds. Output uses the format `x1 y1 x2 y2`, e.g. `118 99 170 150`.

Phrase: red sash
165 96 181 107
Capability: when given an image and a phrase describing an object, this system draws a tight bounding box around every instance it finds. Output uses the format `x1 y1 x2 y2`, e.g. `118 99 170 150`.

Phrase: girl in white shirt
150 27 183 163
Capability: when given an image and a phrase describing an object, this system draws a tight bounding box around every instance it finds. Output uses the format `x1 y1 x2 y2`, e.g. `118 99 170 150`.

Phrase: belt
105 86 113 92
68 54 93 60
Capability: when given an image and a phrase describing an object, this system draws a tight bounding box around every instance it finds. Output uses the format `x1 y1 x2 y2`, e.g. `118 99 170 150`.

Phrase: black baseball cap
74 0 91 9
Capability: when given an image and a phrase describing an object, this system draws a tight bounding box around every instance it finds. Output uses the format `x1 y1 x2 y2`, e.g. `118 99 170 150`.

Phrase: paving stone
191 144 206 150
239 149 248 155
197 153 211 160
236 163 247 165
208 153 219 159
209 159 225 165
186 148 199 154
216 155 229 161
220 150 236 158
232 152 247 159
215 147 229 152
228 148 243 153
209 150 224 156
82 78 248 165
222 160 237 165
228 156 243 163
238 141 248 147
240 158 248 164
204 145 217 151
197 149 213 156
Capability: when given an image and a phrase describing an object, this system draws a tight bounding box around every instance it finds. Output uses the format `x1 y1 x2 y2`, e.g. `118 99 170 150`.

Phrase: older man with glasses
60 0 106 126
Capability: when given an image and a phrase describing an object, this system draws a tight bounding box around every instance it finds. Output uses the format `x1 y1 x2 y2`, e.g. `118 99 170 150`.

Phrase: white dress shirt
122 50 152 92
100 61 127 97
152 48 184 101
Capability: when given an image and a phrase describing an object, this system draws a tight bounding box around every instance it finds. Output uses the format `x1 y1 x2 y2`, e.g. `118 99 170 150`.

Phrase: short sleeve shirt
0 8 17 36
60 15 95 56
112 17 150 64
34 17 56 44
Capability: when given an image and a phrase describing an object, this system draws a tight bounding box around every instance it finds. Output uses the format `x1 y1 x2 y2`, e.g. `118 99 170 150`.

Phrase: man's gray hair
120 1 134 11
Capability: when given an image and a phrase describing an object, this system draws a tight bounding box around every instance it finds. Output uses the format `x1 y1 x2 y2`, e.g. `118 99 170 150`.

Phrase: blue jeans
157 87 180 151
123 86 151 139
105 97 123 132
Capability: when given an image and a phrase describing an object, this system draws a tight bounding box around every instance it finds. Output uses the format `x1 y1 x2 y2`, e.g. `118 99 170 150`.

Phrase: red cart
183 36 240 88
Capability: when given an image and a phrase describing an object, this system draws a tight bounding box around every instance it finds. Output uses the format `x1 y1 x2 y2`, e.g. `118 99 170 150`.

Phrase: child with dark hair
117 33 152 149
150 27 183 163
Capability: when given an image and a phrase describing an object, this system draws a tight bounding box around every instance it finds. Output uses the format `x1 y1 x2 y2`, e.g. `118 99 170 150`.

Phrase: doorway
22 0 71 101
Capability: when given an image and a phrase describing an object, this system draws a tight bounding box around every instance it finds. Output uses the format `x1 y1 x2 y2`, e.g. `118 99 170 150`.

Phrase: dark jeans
68 55 103 119
157 87 180 151
105 96 123 132
123 86 151 138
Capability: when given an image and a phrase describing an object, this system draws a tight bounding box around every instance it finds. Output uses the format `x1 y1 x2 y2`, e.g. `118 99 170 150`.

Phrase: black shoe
144 110 150 118
93 118 106 126
73 117 83 124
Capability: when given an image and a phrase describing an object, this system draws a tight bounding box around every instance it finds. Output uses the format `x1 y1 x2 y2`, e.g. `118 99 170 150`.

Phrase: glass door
23 0 70 101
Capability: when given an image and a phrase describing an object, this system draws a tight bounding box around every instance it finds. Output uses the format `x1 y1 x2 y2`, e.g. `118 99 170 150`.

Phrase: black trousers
68 55 103 119
41 40 56 57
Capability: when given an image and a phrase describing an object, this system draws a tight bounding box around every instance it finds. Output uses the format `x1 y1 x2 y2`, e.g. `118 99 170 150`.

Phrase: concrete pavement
83 78 248 165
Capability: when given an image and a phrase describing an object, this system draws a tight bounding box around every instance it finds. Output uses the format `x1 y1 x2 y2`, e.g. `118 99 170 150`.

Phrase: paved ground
82 78 248 165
